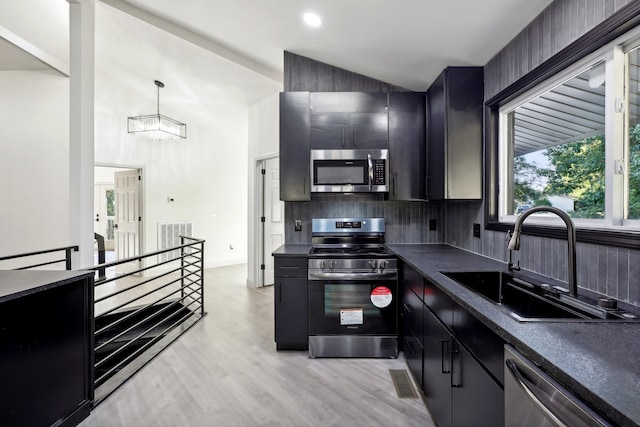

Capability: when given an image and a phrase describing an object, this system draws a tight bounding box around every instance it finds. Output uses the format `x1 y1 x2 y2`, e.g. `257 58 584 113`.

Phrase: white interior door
262 157 284 286
94 184 115 250
114 169 141 261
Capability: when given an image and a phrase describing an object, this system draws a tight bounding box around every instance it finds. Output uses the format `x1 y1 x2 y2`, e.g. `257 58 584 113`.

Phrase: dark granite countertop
0 270 94 303
387 244 640 427
272 244 312 257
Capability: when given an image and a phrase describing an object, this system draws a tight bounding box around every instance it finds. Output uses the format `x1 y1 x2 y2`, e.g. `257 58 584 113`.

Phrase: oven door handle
308 271 398 280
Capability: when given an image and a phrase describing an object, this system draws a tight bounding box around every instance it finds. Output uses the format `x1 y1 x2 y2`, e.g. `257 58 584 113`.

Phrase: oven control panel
335 221 362 229
312 218 385 234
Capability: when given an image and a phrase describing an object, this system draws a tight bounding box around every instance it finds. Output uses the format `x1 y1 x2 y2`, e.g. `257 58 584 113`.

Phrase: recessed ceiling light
303 12 322 28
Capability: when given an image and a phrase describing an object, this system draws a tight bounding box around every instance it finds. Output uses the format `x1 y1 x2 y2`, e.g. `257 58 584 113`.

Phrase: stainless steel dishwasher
504 345 612 427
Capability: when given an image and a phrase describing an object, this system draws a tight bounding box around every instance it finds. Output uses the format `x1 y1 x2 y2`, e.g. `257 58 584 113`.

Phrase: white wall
95 74 250 268
246 92 281 287
0 70 70 256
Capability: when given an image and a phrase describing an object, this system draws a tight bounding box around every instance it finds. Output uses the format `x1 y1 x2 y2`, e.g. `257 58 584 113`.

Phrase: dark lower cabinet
423 305 504 427
401 284 424 389
274 256 308 350
451 340 504 427
0 271 94 427
400 262 505 427
401 327 423 389
422 306 453 427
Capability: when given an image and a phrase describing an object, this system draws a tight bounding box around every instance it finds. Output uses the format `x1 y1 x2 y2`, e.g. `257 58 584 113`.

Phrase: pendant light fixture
128 80 186 140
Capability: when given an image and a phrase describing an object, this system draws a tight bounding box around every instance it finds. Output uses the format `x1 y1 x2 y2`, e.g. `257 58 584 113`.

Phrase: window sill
486 220 640 250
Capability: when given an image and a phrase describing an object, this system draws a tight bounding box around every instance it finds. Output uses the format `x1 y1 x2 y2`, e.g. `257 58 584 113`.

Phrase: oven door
308 278 397 335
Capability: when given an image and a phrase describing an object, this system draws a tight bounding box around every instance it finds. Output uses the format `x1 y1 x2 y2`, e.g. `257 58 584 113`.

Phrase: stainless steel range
308 218 398 358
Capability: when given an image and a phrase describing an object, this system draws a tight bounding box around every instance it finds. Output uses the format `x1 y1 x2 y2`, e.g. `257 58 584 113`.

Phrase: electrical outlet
473 223 481 238
429 219 437 231
294 219 302 232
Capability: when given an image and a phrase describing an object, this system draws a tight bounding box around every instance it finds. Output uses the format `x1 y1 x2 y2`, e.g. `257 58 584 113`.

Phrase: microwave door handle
368 154 373 190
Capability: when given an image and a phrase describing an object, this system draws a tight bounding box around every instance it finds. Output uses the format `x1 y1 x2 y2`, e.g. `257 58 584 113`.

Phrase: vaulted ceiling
2 0 554 96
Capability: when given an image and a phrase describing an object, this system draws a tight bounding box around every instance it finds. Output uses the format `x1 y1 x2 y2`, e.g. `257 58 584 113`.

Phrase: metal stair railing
0 245 78 270
85 235 206 405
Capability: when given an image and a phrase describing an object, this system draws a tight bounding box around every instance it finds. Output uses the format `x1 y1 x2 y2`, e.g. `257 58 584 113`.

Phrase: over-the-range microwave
310 149 388 193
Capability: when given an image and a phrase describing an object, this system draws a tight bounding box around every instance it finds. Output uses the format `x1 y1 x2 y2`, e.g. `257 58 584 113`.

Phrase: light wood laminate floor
80 264 435 427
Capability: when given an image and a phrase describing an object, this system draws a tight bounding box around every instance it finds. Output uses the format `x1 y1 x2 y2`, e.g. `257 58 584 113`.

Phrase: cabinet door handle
393 176 397 196
403 303 413 315
441 340 451 373
303 176 307 195
451 343 462 387
353 127 357 146
342 128 345 147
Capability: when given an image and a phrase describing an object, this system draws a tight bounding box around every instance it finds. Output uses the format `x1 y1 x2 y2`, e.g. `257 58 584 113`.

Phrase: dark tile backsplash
285 195 639 307
284 195 444 245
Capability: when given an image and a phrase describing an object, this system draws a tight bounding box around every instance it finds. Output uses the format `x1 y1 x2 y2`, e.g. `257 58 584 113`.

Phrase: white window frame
496 30 640 232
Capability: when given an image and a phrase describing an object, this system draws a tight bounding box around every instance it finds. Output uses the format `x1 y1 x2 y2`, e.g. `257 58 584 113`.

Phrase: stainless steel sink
441 271 639 322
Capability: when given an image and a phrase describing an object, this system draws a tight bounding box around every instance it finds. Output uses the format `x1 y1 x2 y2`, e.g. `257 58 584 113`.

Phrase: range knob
369 260 378 269
379 260 387 270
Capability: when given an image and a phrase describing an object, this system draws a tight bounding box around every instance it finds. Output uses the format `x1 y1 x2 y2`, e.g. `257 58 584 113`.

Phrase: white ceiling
1 0 554 104
113 0 554 91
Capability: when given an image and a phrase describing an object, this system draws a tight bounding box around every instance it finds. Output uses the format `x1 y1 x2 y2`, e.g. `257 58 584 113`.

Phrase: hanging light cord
154 80 164 115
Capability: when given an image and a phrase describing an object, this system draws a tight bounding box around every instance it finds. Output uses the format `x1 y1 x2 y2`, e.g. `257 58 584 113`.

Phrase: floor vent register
389 369 418 399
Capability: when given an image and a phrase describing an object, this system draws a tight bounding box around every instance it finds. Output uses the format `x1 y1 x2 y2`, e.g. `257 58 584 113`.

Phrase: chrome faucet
507 206 578 297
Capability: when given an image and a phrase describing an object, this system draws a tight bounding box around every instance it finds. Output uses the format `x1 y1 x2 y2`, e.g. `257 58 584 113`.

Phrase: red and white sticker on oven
370 286 393 308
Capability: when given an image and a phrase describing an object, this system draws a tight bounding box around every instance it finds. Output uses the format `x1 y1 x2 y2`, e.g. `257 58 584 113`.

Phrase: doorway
94 183 115 251
94 166 143 271
257 156 284 287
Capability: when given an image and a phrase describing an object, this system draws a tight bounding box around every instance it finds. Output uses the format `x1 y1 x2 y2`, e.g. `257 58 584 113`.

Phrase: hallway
79 264 434 427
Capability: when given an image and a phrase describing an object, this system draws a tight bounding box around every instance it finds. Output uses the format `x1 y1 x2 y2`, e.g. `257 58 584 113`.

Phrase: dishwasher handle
505 358 567 427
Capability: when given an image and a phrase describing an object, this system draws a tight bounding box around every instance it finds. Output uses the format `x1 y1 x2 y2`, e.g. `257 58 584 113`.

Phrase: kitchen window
491 28 640 241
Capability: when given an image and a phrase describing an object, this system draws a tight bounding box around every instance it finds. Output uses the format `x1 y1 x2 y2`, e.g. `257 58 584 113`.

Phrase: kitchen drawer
401 319 423 390
401 285 423 344
274 257 308 278
401 262 424 301
424 279 453 329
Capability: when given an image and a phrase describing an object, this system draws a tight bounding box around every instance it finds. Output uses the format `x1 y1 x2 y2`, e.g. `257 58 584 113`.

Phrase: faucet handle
505 230 512 242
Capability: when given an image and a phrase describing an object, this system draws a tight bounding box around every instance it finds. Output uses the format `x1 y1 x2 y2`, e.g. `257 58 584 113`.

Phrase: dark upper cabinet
280 92 311 201
388 92 426 200
309 92 388 149
426 67 483 200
